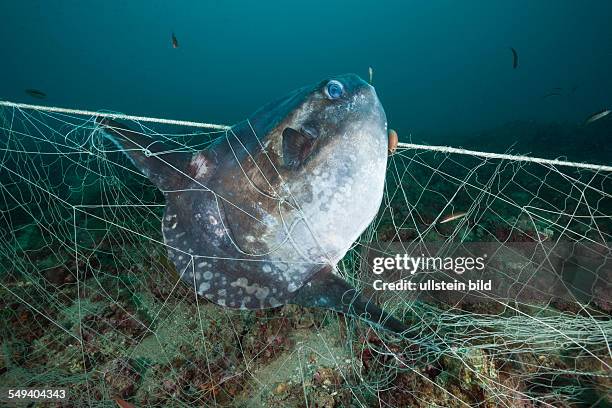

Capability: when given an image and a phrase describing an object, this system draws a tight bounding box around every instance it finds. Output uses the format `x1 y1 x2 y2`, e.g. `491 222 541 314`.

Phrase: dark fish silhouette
509 47 518 69
96 74 406 333
25 89 46 99
172 32 179 48
542 92 562 99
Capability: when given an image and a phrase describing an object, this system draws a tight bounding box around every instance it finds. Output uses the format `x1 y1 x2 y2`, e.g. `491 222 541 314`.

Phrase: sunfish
97 74 406 333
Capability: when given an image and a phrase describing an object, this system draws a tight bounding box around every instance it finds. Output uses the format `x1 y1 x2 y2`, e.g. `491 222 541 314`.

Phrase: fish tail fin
96 117 193 190
292 266 408 334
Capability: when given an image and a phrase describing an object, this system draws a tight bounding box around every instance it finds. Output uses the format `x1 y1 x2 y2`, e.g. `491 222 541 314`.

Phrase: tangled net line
0 101 609 407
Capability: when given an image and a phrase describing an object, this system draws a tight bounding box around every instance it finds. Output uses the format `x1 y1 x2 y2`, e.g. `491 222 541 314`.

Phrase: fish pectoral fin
282 127 316 169
291 265 407 334
96 117 193 190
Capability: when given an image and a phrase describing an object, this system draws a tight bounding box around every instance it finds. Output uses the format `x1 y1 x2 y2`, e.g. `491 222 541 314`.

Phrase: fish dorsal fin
96 117 208 190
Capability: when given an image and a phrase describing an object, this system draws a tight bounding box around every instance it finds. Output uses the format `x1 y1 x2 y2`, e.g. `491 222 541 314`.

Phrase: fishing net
0 104 610 407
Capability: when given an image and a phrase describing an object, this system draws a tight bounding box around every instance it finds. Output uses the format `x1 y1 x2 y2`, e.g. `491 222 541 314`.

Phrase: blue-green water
1 1 611 150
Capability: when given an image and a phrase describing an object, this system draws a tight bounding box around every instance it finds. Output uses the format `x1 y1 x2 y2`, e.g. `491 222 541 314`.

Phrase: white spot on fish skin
198 282 210 293
190 154 208 178
245 235 255 243
231 277 248 288
288 282 298 292
203 271 213 280
197 261 209 268
175 232 185 238
208 216 218 225
230 277 269 301
218 289 226 296
171 221 178 229
269 297 281 307
165 214 176 222
218 299 226 306
255 286 270 300
262 264 272 273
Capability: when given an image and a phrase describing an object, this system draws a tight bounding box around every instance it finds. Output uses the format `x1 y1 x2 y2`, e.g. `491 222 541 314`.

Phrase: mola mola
97 74 406 333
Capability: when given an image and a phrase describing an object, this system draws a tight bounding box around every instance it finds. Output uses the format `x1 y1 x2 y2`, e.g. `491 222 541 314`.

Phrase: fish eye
325 80 344 99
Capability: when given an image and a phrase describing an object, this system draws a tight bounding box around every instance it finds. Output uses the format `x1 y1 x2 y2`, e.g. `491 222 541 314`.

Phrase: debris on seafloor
113 397 136 408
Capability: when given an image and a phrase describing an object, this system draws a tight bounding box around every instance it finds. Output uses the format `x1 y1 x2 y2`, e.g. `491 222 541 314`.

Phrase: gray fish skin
97 74 406 333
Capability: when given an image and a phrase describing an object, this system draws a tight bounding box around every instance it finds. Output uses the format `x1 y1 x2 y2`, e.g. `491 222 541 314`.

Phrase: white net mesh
0 104 610 407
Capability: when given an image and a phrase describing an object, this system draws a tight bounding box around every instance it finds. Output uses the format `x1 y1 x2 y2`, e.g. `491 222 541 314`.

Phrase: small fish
542 92 562 99
584 109 611 125
171 32 179 48
368 66 373 84
113 397 135 408
552 87 563 91
388 128 398 154
439 211 467 224
25 89 46 99
509 47 518 69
